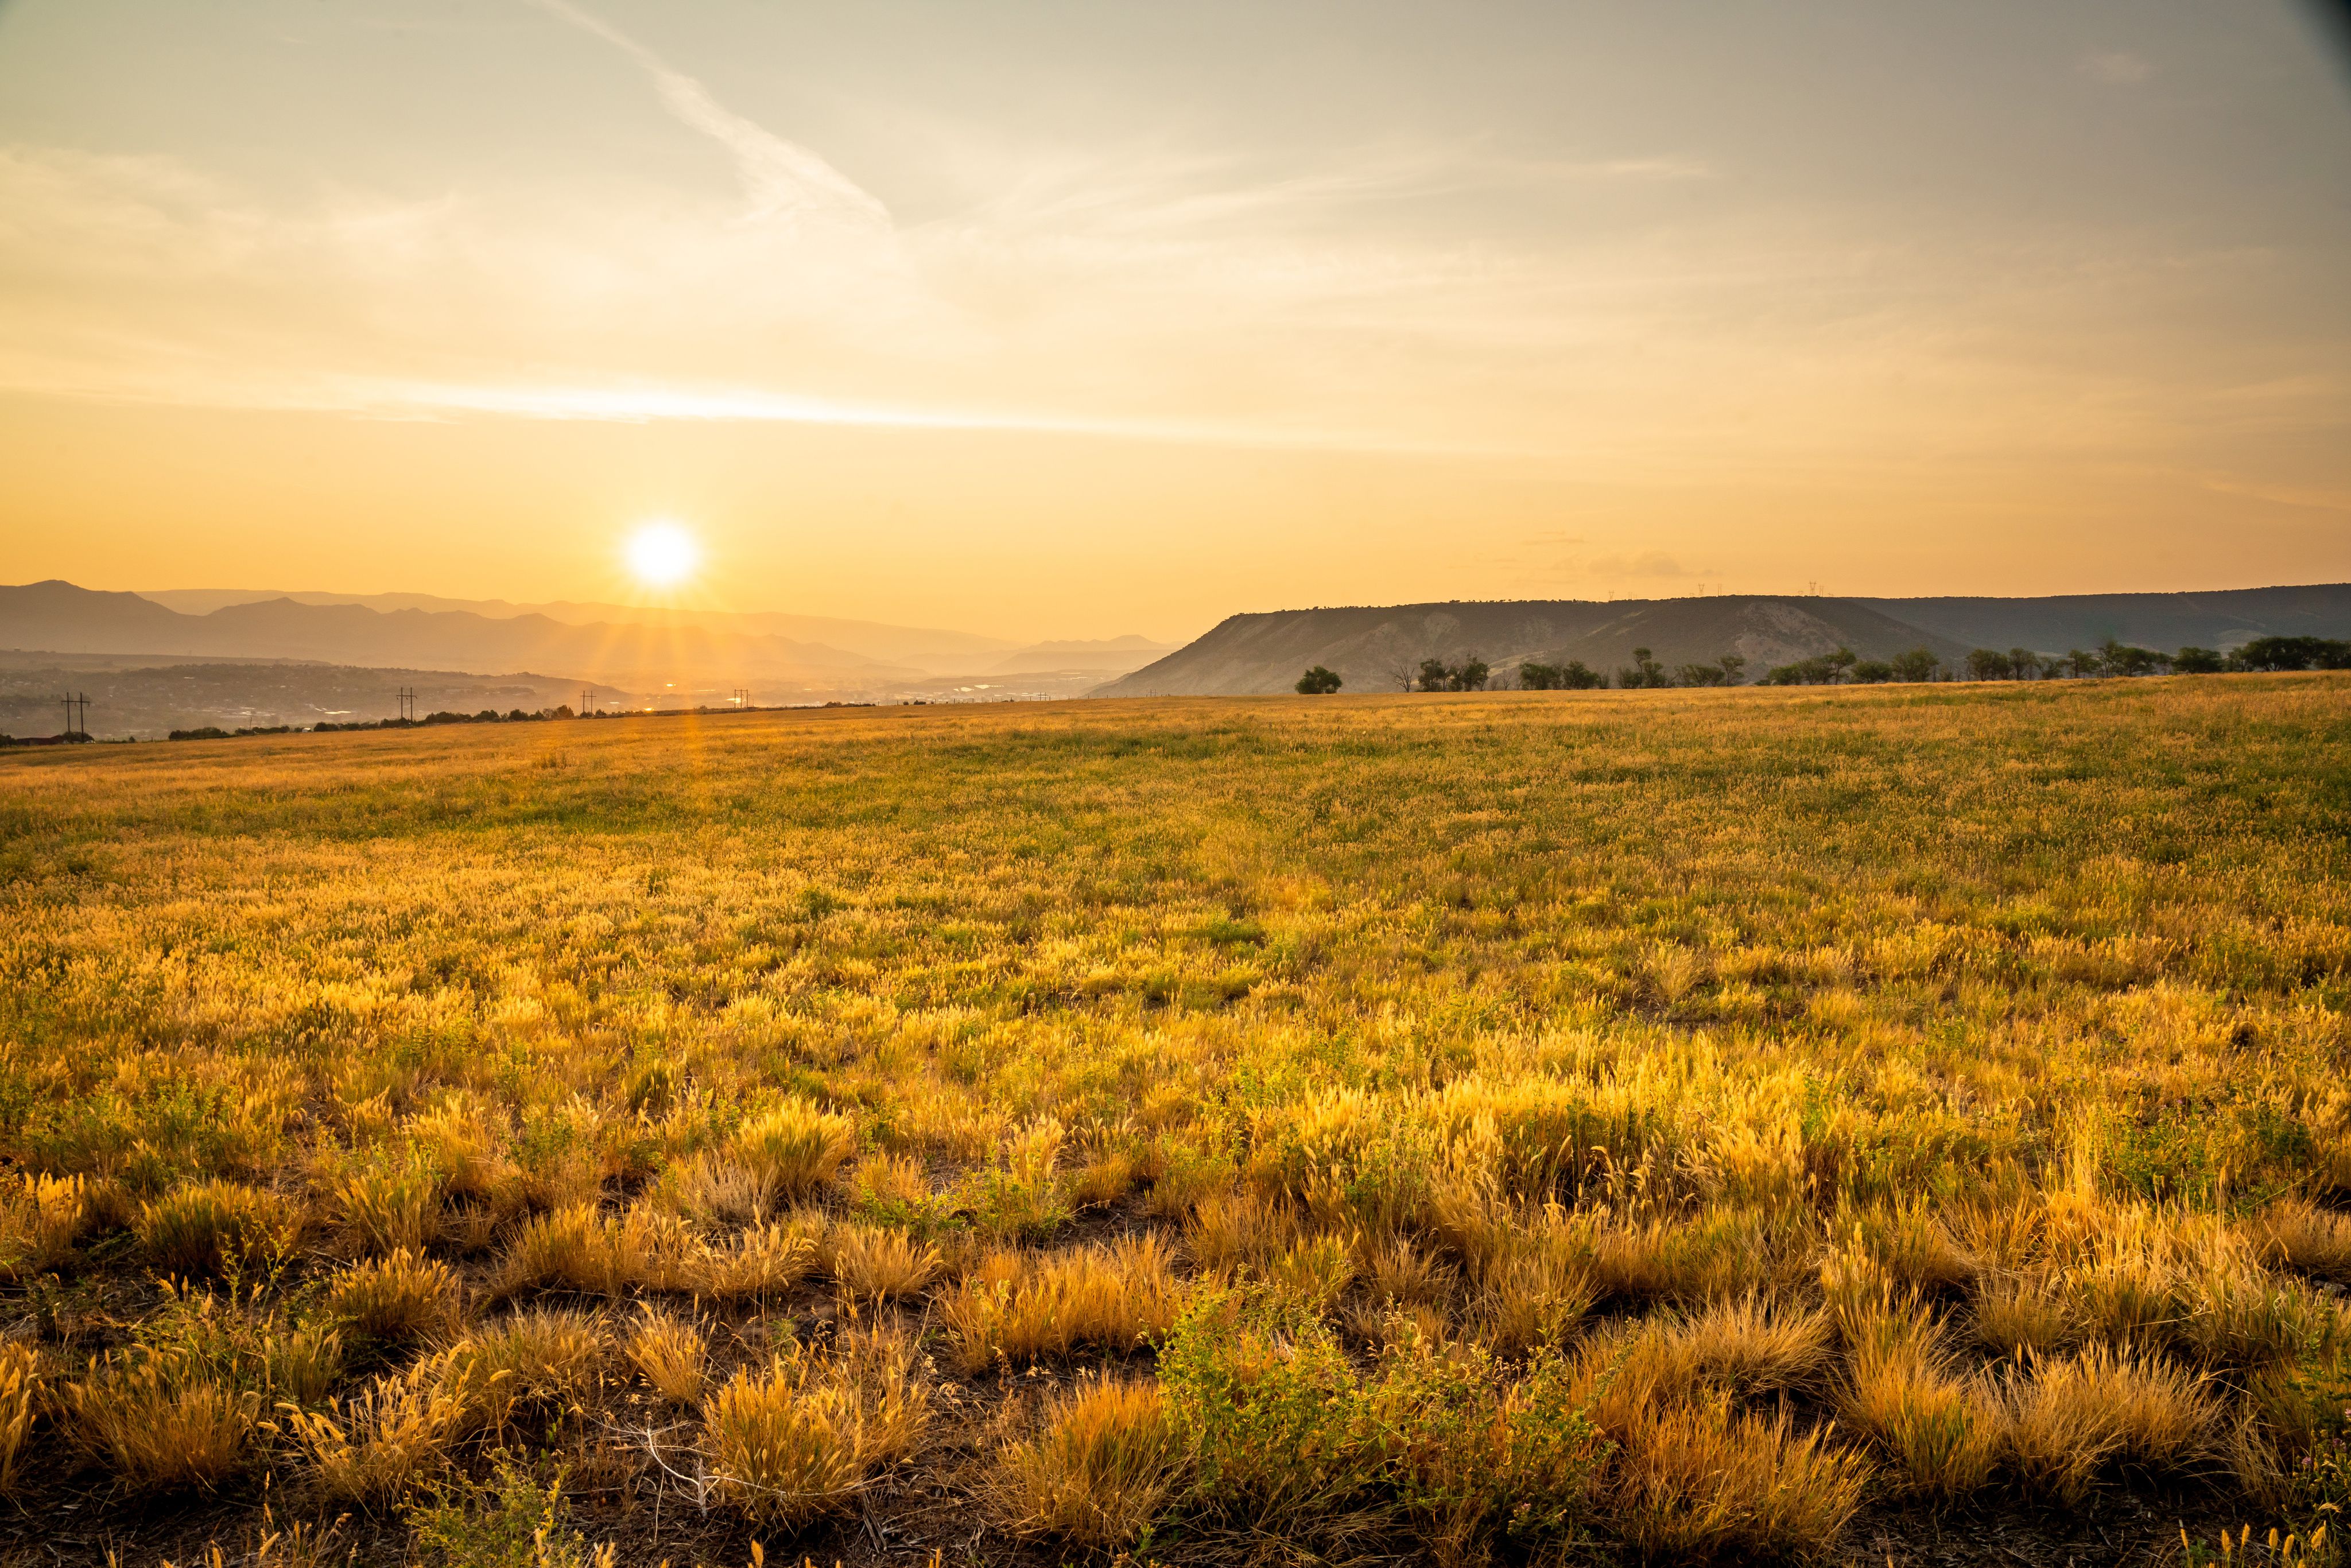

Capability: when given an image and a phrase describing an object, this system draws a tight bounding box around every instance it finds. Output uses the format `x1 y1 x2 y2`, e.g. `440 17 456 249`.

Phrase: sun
624 521 701 588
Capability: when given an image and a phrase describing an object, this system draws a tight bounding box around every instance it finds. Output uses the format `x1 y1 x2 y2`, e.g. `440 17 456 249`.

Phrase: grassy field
1 676 2348 1567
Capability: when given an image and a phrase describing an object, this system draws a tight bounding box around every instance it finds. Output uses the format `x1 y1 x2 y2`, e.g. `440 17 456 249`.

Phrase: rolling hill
1093 586 2351 696
1095 596 1968 696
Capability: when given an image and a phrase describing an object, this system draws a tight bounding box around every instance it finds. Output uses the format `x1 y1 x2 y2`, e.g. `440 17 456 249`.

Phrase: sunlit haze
2 1 2347 638
623 521 701 589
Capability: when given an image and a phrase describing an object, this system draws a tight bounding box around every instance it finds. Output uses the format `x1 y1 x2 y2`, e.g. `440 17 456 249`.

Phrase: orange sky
2 0 2347 640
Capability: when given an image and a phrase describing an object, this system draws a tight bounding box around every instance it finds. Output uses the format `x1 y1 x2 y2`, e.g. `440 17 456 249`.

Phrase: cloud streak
522 0 889 228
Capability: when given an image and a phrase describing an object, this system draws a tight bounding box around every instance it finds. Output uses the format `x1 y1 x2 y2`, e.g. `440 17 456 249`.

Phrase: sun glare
624 521 701 588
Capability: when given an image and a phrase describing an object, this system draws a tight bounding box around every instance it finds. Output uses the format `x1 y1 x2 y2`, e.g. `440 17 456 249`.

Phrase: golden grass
285 1352 472 1508
135 1181 297 1278
60 1350 259 1492
0 1341 38 1493
325 1248 460 1341
824 1220 942 1300
701 1328 930 1526
623 1306 706 1406
995 1377 1181 1548
940 1235 1182 1373
1 677 2346 1556
1609 1399 1873 1559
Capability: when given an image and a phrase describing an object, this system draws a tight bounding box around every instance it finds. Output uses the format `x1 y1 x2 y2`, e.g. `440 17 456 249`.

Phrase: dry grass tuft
1674 1293 1834 1395
60 1350 259 1491
702 1327 930 1524
445 1307 604 1427
826 1221 943 1301
942 1235 1182 1373
2252 1198 2351 1282
1186 1188 1297 1273
2003 1344 2217 1503
285 1352 471 1508
0 1174 101 1279
1839 1302 2005 1499
995 1378 1181 1548
732 1099 856 1204
135 1181 297 1278
331 1165 441 1257
624 1306 707 1406
325 1248 460 1341
1611 1398 1872 1559
687 1216 820 1301
0 1341 40 1493
1972 1270 2072 1357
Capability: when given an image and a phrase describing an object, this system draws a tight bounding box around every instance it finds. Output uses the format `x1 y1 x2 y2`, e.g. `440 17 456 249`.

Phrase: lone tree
1295 665 1343 694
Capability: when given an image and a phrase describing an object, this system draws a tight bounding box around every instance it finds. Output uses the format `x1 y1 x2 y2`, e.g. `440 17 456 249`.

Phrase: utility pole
733 687 750 708
59 692 88 738
579 688 595 717
393 687 417 723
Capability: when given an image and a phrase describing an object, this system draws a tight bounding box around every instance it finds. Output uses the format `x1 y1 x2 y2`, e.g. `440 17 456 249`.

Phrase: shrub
1158 1288 1610 1550
995 1378 1182 1548
408 1458 616 1568
1295 666 1343 695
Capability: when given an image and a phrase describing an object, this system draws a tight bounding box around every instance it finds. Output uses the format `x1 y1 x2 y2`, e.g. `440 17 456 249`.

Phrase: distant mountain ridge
0 580 914 697
135 587 1019 669
1095 585 2351 697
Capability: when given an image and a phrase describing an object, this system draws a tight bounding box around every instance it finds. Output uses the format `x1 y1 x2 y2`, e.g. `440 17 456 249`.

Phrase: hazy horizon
3 1 2348 640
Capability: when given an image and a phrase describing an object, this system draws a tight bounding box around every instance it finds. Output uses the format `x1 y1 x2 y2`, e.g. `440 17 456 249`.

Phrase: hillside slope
1851 584 2351 655
1096 596 1966 696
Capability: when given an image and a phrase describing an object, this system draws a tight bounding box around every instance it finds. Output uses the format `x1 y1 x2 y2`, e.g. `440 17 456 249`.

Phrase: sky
1 1 2347 641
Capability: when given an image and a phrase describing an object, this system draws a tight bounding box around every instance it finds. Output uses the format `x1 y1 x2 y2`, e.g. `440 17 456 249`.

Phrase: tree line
1294 634 2349 694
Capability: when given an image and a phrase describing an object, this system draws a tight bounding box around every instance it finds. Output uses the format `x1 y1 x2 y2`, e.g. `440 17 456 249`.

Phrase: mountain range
1 582 1180 699
1096 584 2351 696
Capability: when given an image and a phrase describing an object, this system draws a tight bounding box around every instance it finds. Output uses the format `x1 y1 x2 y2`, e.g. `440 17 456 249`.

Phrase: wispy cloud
522 0 889 228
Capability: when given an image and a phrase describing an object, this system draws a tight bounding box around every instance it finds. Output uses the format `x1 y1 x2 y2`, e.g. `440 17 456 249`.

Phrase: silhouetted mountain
1095 596 1969 696
136 587 1021 670
0 581 922 694
1850 584 2351 655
